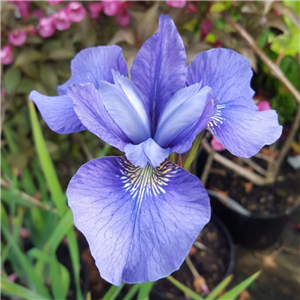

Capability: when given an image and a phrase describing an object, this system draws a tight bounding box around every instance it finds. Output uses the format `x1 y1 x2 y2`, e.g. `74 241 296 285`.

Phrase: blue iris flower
30 15 282 285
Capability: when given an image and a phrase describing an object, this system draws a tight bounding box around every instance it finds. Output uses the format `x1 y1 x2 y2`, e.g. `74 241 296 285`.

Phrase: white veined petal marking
207 104 226 133
119 159 179 210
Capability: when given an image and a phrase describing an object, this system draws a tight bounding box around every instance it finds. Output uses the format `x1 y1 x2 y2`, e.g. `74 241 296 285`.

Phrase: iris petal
29 91 85 134
67 83 131 151
208 105 282 157
99 77 151 144
58 45 128 94
67 157 210 285
154 84 212 148
187 48 256 109
124 138 170 168
131 15 187 129
30 46 128 135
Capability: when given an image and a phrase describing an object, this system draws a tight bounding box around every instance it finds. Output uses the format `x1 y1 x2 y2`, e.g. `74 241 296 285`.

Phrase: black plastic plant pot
208 190 300 250
150 215 235 300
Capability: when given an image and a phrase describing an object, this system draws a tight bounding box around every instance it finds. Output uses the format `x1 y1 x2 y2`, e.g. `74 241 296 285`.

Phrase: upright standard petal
67 157 211 285
187 48 256 109
154 84 212 148
67 83 131 151
29 91 85 134
208 105 282 158
131 15 187 130
124 138 170 168
99 78 151 144
58 45 128 94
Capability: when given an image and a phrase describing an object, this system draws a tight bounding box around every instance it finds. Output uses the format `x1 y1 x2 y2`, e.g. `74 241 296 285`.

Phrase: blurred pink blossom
38 16 56 38
166 0 186 8
257 100 271 111
186 3 197 13
0 45 13 65
32 9 45 19
8 273 18 282
67 1 86 22
88 2 103 19
200 20 213 40
10 1 31 19
9 29 27 46
20 227 30 239
47 0 64 5
211 136 226 151
54 8 71 31
103 1 122 16
116 7 130 27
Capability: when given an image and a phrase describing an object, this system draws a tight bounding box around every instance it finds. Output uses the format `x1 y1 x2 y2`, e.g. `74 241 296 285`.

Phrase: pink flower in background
103 1 122 16
32 9 45 19
9 29 27 46
8 273 18 282
0 45 13 65
166 0 186 8
38 16 55 38
257 100 271 111
200 20 213 40
67 1 86 22
20 227 31 239
186 3 197 13
88 2 103 19
54 8 71 31
116 5 130 27
10 1 31 19
47 0 64 5
211 136 226 151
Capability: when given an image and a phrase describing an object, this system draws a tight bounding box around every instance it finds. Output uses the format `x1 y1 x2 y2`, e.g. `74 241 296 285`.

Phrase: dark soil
206 141 300 216
152 218 232 299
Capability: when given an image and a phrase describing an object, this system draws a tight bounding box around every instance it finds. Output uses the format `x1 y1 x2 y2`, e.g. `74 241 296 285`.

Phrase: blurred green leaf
218 271 260 300
206 275 233 300
123 284 141 300
137 281 154 300
14 49 44 67
16 78 35 94
4 67 21 93
50 258 70 300
28 100 66 215
40 64 58 95
47 47 75 60
103 283 125 300
1 277 48 300
271 27 300 56
20 63 39 79
1 226 51 298
167 276 205 300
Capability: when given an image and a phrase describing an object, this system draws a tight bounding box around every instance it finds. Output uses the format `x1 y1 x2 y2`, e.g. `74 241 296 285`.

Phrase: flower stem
184 131 205 170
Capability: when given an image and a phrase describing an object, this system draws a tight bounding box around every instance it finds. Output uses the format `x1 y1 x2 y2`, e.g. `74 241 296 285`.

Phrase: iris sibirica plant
30 15 282 285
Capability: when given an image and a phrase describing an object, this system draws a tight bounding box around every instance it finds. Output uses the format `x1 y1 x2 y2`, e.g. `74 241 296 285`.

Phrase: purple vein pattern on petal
29 91 86 134
124 138 170 168
99 73 151 144
67 83 131 151
58 45 128 94
131 15 187 131
67 157 211 285
208 105 282 158
187 48 256 109
154 84 212 148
